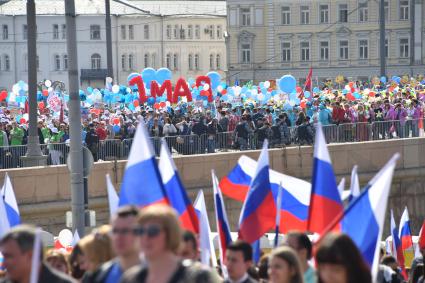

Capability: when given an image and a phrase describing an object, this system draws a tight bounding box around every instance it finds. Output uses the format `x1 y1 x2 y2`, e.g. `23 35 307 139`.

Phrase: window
61 24 66 39
195 25 200 39
90 25 101 40
23 25 27 40
359 40 368 59
339 40 349 60
2 25 8 40
129 25 134 40
301 42 310 61
384 1 389 21
217 25 222 39
63 54 68 70
166 25 172 39
359 2 368 22
53 24 59 39
173 54 178 70
209 25 214 39
320 5 329 24
121 54 127 70
151 54 156 69
194 54 200 70
339 4 348 23
241 43 251 63
320 41 329 60
400 0 409 20
91 53 101 69
174 25 179 39
210 54 215 70
281 42 291 62
144 25 149 40
128 54 134 70
166 54 171 69
188 25 193 39
216 54 221 69
36 55 39 70
400 38 409 58
4 54 10 71
300 6 310 25
241 8 251 26
121 25 126 40
144 54 149 68
54 54 61 70
188 54 193 70
180 26 185 39
281 6 290 25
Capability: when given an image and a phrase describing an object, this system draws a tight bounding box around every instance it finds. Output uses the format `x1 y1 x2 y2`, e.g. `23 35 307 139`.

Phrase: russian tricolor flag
2 173 20 227
220 156 310 233
308 123 342 234
119 121 168 207
212 170 232 266
238 140 276 244
339 154 399 279
391 210 407 280
399 207 413 253
159 138 199 233
348 165 360 202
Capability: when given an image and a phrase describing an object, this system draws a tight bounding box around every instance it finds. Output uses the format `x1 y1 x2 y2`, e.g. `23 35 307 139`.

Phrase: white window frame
359 39 368 59
90 25 101 40
281 6 291 25
166 25 172 39
241 43 251 63
194 54 200 70
128 54 135 70
195 25 200 39
173 53 179 70
281 42 291 62
399 0 409 20
319 4 329 24
241 8 251 26
121 25 126 40
61 24 66 39
399 38 409 58
319 41 329 61
188 25 193 39
300 6 310 25
144 25 149 40
300 41 310 61
338 4 348 23
188 54 193 70
359 2 368 22
63 54 68 70
53 24 59 39
144 53 149 68
210 54 215 70
54 54 61 70
216 54 221 70
129 25 134 40
2 25 8 40
339 40 349 60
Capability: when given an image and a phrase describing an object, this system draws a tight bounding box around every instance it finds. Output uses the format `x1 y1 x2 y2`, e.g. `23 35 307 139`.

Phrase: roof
0 0 226 16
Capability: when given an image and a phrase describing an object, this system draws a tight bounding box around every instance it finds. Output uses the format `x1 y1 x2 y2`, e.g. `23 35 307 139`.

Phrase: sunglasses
133 225 162 238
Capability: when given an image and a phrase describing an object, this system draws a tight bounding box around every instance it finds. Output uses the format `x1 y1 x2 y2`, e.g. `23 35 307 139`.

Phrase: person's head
135 204 182 260
0 225 43 282
258 255 269 281
68 243 85 280
78 225 114 272
45 249 69 275
316 233 371 283
268 246 304 283
381 255 398 272
111 205 140 257
284 231 312 266
179 230 198 261
226 240 253 281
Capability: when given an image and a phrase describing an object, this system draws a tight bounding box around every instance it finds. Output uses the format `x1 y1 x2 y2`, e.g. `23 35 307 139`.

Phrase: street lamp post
22 0 47 167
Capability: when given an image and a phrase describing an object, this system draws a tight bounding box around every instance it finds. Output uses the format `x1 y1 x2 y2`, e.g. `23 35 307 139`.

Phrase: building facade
226 0 425 84
0 0 226 90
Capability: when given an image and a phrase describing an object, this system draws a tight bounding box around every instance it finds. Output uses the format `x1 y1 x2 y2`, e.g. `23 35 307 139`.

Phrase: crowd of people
1 79 425 167
0 204 424 283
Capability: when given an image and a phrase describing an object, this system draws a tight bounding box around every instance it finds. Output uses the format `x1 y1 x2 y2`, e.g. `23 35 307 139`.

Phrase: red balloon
296 86 303 93
154 103 160 109
133 100 139 107
159 102 166 108
348 82 354 88
38 101 45 109
221 89 227 95
19 118 26 124
300 101 306 109
113 117 120 125
42 89 49 96
0 90 7 101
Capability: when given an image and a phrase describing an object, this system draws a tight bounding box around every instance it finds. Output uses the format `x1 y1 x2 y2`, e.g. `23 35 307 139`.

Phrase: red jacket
332 107 345 124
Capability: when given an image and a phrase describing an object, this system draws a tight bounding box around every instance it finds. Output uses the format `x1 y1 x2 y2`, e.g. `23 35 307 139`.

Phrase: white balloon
12 84 20 94
264 81 271 88
216 85 223 92
251 89 258 96
8 93 16 102
364 88 370 95
58 229 73 247
345 85 351 91
257 93 264 101
44 80 52 88
203 83 210 91
105 77 113 84
112 85 120 94
235 86 242 95
23 84 29 92
165 101 171 107
181 96 188 102
47 87 53 93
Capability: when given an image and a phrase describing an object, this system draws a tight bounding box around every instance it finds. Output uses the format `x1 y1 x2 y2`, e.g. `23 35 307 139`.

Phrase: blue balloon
313 87 320 93
241 86 248 94
141 68 156 89
304 91 311 98
380 76 387 84
87 87 93 94
188 78 195 86
156 68 172 84
279 75 297 94
113 125 121 134
392 76 401 84
203 100 208 107
128 103 135 111
207 71 222 90
147 97 155 105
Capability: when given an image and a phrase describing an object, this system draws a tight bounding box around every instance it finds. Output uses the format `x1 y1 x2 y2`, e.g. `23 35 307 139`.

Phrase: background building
226 0 425 85
0 0 226 89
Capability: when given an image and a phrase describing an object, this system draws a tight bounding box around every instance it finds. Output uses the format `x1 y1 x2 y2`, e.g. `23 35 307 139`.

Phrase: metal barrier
1 119 424 169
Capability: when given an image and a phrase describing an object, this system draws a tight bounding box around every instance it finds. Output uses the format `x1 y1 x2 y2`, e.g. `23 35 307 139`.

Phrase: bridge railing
0 119 423 169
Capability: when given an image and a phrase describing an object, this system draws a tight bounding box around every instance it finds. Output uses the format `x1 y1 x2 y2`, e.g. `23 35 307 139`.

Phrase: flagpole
274 183 283 248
